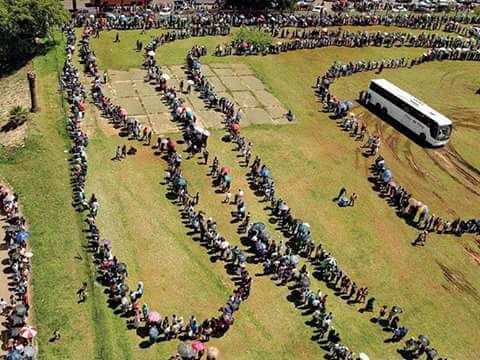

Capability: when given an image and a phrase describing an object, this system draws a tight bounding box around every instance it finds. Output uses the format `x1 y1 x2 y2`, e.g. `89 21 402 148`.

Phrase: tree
0 0 69 72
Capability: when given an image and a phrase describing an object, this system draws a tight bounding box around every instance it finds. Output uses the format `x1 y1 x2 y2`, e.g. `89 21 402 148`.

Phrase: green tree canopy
0 0 68 72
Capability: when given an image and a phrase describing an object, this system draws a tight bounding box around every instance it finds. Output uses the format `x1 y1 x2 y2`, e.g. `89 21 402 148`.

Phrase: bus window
437 125 452 140
430 123 439 139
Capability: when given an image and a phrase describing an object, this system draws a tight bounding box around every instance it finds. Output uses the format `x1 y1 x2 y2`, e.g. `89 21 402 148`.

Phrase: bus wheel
374 103 381 113
419 133 426 143
381 107 388 116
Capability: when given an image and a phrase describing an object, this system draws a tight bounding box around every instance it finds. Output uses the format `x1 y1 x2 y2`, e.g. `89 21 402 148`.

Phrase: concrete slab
160 68 174 79
236 112 252 127
209 76 227 92
266 106 286 120
134 81 159 96
120 97 145 116
102 86 114 99
142 96 169 114
109 70 131 82
231 63 254 76
254 90 284 108
114 81 137 98
129 68 146 81
216 92 238 107
168 65 187 80
231 91 260 108
240 76 265 91
244 108 274 125
135 115 153 129
149 113 179 134
196 110 225 129
186 94 208 111
200 64 215 77
209 63 232 69
220 76 248 92
213 67 235 77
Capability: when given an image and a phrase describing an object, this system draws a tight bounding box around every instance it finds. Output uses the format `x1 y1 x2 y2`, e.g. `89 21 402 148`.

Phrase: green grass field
1 27 479 359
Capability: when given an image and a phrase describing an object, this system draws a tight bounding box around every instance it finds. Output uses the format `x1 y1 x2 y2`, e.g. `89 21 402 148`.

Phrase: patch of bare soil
0 63 32 149
437 261 480 304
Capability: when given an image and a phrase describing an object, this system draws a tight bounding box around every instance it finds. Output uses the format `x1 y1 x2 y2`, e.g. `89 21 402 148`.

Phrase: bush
234 27 273 47
8 106 30 127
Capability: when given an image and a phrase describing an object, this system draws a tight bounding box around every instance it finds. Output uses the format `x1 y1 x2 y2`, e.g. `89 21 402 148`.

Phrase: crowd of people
58 10 476 357
61 24 259 359
75 9 232 36
372 155 480 236
219 28 479 57
0 187 37 359
181 39 450 357
311 46 479 238
181 49 372 359
73 5 480 31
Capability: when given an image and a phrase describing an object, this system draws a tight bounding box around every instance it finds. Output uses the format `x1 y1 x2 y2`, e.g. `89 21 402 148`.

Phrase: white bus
366 79 452 146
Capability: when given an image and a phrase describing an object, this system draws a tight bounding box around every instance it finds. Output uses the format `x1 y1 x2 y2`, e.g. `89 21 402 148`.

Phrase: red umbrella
79 102 86 112
19 325 37 339
120 108 128 117
231 123 240 133
147 311 161 323
191 340 205 352
220 166 231 175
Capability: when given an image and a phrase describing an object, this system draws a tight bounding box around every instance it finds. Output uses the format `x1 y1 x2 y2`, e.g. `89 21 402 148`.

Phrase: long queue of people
313 50 479 238
0 187 37 360
181 50 375 359
273 28 477 47
372 155 480 236
182 43 446 358
216 27 478 57
76 10 232 35
71 18 455 357
73 6 480 31
68 25 252 357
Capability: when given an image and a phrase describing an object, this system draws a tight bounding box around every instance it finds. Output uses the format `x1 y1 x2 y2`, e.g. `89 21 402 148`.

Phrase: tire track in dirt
423 148 480 197
437 261 480 304
455 121 480 131
464 245 480 267
375 120 401 162
354 147 360 170
403 141 429 179
445 143 480 178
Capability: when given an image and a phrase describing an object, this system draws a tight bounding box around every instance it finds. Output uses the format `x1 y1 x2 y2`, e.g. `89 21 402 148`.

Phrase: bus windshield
436 125 452 140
